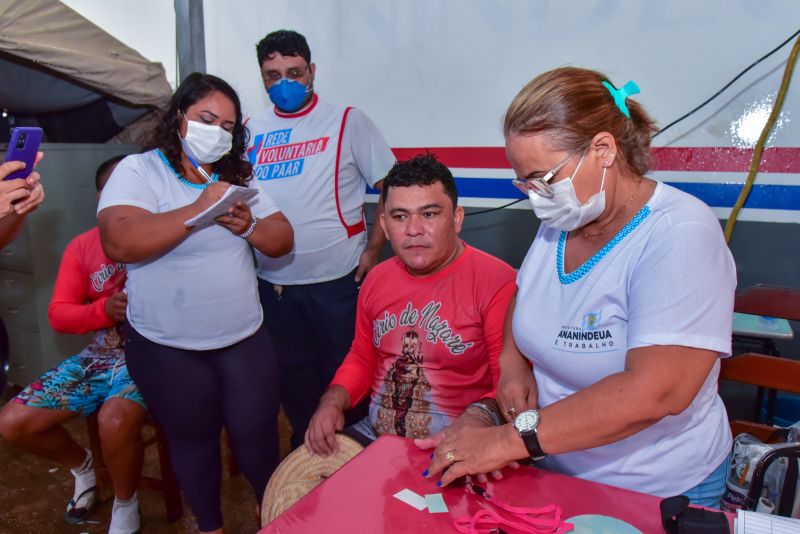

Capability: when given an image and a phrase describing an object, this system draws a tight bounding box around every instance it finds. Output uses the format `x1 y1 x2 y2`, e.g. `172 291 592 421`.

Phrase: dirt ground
0 385 293 534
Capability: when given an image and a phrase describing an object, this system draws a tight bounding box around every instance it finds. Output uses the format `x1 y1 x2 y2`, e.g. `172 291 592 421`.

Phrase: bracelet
468 401 502 426
238 216 257 239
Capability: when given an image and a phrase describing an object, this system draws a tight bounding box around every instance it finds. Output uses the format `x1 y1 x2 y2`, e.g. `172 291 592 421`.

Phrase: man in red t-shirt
305 155 516 456
0 155 145 534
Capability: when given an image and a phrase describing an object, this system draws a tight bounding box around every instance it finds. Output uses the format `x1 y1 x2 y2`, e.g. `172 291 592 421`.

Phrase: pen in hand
187 155 215 184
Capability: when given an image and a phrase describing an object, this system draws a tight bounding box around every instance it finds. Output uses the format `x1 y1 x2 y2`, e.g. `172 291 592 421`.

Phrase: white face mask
528 154 607 232
179 118 233 165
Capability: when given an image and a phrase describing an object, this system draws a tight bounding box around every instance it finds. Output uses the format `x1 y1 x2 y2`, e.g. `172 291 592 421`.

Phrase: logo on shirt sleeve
248 128 329 181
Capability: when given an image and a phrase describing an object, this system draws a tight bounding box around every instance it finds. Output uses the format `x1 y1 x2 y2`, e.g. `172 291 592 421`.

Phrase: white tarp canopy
0 0 173 144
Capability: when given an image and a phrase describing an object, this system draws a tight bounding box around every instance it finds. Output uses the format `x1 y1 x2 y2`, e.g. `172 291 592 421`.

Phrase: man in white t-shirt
248 29 396 448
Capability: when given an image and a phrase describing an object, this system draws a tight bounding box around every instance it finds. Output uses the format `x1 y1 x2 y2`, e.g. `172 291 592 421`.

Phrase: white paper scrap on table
735 508 800 533
184 185 258 228
393 488 427 511
425 493 449 513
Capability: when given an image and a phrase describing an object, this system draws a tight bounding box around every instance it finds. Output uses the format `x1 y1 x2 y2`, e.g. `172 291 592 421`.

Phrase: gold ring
507 407 517 416
445 450 456 464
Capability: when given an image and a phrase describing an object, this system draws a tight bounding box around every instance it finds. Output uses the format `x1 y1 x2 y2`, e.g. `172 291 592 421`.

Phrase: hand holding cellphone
4 127 43 181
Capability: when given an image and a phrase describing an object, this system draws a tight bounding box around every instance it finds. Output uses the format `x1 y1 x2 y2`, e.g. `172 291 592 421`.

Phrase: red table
260 435 728 533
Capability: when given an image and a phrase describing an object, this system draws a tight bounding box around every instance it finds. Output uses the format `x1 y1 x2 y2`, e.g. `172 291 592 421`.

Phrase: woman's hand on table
415 409 520 485
215 201 254 235
420 423 523 487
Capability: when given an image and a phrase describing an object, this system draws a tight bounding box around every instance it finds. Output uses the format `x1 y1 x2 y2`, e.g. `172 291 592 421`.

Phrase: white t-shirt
246 95 396 285
514 182 736 497
97 150 280 350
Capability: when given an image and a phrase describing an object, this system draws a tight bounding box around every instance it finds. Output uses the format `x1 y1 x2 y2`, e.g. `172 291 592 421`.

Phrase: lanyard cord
453 479 574 534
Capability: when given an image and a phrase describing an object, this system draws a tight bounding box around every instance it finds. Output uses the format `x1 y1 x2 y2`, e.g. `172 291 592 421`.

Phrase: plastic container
759 393 800 428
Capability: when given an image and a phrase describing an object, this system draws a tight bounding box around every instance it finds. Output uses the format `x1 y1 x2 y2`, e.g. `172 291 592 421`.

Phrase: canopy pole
175 0 206 83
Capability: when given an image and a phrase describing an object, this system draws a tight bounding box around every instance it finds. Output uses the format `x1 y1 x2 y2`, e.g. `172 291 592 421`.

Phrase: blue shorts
13 354 146 417
682 453 731 508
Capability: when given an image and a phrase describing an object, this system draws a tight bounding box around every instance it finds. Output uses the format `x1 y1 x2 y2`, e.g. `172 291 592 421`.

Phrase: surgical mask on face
179 117 233 165
267 78 310 112
528 155 607 232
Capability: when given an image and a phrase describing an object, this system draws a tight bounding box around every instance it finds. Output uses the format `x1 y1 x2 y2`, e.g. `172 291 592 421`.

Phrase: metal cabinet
0 143 137 387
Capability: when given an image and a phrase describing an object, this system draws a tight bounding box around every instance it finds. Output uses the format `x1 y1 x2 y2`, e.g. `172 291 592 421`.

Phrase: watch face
514 410 540 433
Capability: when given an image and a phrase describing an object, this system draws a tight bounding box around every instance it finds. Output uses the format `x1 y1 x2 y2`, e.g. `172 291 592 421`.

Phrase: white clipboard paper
184 185 258 228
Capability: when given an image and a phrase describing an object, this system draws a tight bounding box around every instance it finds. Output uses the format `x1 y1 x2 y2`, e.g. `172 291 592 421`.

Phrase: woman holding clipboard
98 73 293 534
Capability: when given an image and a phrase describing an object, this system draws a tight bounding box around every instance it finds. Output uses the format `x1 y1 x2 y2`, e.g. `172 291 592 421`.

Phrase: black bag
660 495 730 534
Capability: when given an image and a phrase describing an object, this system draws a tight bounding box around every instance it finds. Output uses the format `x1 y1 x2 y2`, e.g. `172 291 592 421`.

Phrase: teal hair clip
602 80 640 118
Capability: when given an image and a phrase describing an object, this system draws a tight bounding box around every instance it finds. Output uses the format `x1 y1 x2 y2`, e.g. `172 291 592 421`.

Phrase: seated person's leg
0 354 105 522
96 364 147 500
95 360 147 534
342 416 378 448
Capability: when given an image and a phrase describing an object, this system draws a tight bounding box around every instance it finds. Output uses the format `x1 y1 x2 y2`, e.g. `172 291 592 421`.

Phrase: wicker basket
261 433 364 526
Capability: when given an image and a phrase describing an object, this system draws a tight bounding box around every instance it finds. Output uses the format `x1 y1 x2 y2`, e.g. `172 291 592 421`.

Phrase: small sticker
424 493 449 513
393 489 427 511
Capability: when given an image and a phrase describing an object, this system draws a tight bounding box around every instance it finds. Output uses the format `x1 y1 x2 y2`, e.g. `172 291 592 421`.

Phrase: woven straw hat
261 433 364 526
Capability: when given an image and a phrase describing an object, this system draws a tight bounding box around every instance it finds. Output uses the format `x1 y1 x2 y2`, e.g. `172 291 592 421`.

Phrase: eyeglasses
511 152 576 199
262 64 310 84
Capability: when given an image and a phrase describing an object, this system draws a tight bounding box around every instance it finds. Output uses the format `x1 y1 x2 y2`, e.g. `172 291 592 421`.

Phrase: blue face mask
267 78 310 112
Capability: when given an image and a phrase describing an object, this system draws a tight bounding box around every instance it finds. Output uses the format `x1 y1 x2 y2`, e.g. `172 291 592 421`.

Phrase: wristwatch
513 409 546 461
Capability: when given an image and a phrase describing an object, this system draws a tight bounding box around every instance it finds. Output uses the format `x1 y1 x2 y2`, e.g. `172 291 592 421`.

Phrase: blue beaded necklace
156 149 218 190
556 205 651 285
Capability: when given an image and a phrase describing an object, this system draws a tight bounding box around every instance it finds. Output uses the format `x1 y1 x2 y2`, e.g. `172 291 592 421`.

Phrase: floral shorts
13 354 145 417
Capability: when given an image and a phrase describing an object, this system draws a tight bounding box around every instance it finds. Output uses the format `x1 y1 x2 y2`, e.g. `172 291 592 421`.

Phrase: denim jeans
682 453 731 508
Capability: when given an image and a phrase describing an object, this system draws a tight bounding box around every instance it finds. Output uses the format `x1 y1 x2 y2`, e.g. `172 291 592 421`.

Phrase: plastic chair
87 412 183 522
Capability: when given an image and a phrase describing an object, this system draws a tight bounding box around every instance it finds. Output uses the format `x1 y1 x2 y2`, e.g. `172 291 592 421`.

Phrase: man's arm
305 284 379 456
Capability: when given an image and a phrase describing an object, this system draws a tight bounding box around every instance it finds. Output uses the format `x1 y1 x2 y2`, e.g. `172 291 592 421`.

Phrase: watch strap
520 430 546 461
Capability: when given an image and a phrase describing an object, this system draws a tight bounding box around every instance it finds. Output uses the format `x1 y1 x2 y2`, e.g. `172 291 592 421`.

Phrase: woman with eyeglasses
422 67 735 507
98 72 293 533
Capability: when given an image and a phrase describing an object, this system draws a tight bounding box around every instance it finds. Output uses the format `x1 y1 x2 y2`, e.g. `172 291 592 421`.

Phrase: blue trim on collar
156 149 218 189
557 205 651 285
